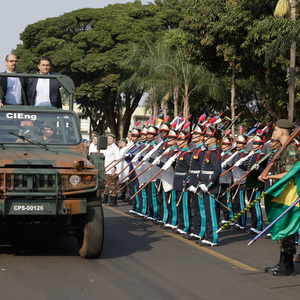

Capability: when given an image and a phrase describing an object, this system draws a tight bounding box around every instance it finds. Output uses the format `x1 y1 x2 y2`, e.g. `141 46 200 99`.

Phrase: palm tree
259 0 300 121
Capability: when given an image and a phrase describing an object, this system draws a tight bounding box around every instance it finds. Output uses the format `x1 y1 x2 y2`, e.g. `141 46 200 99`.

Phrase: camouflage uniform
104 174 119 197
273 143 299 255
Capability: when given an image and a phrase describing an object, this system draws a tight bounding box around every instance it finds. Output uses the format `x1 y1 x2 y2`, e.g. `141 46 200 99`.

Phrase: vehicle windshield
0 110 81 145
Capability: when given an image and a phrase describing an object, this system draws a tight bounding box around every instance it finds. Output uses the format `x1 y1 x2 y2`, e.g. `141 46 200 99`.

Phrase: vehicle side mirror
97 136 107 150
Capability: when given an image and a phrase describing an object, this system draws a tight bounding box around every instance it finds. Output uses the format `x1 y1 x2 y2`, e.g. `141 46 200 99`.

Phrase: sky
0 0 150 70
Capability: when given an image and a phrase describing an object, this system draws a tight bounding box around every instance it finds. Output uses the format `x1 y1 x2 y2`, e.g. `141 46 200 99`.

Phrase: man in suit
0 54 27 107
27 56 62 108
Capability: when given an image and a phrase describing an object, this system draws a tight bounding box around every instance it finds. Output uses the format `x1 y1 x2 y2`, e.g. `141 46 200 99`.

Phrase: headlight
69 175 81 186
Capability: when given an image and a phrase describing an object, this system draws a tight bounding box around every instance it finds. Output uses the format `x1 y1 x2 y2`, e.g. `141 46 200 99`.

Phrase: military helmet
192 124 206 135
131 128 141 136
140 127 148 135
160 122 171 132
205 126 221 139
147 125 158 135
177 130 190 140
222 137 233 145
236 135 248 143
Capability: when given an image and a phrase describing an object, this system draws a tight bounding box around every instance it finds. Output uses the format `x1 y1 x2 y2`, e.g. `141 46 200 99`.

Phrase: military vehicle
0 73 106 258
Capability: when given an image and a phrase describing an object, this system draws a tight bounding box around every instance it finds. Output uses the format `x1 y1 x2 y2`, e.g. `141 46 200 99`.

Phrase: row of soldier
100 115 300 275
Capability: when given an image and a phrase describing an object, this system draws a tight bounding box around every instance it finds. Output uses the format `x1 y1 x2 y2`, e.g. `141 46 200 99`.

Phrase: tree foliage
15 0 184 137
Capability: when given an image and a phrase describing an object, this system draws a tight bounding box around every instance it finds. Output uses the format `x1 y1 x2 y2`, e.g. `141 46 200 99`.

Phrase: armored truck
0 73 106 258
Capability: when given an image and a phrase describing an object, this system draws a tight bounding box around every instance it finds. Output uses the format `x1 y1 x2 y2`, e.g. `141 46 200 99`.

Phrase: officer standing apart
102 133 120 207
260 119 299 276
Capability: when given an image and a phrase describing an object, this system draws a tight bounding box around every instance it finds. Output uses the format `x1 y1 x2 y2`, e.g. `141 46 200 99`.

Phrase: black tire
78 198 104 258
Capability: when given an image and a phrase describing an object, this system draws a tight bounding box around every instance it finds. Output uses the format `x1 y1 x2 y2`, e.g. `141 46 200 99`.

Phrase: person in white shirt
26 56 62 108
102 133 120 206
89 136 98 154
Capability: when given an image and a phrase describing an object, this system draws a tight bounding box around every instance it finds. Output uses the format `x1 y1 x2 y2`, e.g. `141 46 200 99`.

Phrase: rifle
104 143 137 173
220 150 254 178
260 127 300 179
129 152 180 201
105 143 151 187
120 148 170 192
221 112 242 138
219 151 272 198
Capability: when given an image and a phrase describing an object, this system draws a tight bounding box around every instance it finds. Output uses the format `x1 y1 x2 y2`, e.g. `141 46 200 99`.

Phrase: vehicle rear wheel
78 198 104 258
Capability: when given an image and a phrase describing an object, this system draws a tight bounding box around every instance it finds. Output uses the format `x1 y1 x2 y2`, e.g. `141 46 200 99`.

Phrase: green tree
15 1 183 138
180 0 280 132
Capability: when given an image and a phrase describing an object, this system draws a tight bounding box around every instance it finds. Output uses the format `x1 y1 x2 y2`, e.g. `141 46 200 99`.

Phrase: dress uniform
154 122 170 223
173 128 193 234
239 134 266 233
144 125 159 220
219 136 234 223
225 133 248 230
196 126 222 246
126 127 143 214
186 124 207 240
160 126 179 229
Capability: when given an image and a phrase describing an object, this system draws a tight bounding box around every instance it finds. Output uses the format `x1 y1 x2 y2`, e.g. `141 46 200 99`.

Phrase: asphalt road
0 201 299 300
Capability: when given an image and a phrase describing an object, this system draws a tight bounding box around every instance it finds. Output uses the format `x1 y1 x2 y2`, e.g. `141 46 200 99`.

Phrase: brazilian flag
265 161 300 241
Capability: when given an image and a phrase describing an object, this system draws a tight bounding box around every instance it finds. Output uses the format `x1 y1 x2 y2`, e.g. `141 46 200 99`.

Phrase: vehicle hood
0 147 94 168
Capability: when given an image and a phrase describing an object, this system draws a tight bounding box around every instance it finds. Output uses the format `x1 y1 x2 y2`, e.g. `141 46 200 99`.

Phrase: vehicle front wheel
78 198 104 258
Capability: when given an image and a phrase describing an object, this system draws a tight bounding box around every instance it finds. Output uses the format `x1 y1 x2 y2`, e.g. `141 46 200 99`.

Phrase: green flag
265 161 300 241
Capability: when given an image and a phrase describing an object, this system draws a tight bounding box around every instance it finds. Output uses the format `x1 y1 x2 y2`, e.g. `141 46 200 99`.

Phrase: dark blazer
27 72 62 108
1 71 28 105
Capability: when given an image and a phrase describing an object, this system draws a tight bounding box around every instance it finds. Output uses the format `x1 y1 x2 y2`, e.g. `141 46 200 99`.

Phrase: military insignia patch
289 151 296 156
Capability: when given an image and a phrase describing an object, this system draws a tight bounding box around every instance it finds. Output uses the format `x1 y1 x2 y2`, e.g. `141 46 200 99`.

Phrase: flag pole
216 191 268 233
248 196 300 246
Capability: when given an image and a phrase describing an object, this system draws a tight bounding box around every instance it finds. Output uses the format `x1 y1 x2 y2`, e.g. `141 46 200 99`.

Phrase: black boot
117 191 126 200
272 253 296 276
265 252 284 274
102 194 108 204
108 196 118 207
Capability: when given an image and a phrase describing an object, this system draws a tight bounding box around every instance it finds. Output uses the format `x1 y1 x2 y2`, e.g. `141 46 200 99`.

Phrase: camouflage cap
44 121 56 131
107 133 116 139
276 119 294 129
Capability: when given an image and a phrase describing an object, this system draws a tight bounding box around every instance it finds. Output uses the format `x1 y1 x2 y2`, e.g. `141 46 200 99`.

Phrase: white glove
125 153 132 158
235 157 247 167
253 164 259 170
152 157 160 165
221 162 227 169
188 185 197 194
199 184 208 193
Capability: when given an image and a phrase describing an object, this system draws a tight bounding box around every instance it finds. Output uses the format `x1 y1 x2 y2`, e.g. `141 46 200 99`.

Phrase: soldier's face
167 137 177 147
160 131 168 140
272 126 284 141
270 140 280 150
107 136 115 146
44 127 54 139
222 143 230 152
192 133 202 143
177 139 188 149
147 133 155 142
252 143 262 151
141 134 147 142
236 142 245 151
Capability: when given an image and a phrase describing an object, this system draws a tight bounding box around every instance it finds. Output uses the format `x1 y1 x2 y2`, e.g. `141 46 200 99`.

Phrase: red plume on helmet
177 122 191 140
222 129 233 145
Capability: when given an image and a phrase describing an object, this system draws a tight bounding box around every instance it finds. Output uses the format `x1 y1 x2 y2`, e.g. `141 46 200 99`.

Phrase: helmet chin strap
177 139 187 148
